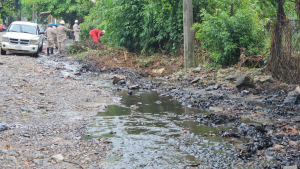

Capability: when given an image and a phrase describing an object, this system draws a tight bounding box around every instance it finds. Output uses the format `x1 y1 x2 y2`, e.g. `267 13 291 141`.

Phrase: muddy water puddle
86 91 240 168
37 57 264 168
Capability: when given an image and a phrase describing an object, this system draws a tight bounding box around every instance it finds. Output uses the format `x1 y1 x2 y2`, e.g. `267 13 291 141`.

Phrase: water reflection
87 91 231 168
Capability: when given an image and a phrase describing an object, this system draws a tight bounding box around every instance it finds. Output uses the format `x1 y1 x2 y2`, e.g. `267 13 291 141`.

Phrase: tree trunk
231 3 234 16
295 0 300 19
268 0 285 79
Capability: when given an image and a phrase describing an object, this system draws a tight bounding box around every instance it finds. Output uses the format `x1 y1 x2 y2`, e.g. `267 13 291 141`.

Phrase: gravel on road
0 54 117 169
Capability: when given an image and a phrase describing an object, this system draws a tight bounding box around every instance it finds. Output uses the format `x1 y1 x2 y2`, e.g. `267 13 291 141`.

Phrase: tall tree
0 0 15 19
22 0 93 26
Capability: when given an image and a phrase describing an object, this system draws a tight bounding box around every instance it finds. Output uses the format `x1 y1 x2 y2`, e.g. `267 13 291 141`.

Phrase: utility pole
32 3 34 21
183 0 194 70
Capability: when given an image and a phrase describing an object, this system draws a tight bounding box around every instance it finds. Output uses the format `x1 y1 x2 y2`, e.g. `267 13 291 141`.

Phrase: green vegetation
205 62 222 71
4 0 300 69
79 0 281 66
22 0 93 25
0 0 18 18
0 0 21 22
193 3 266 65
81 0 186 54
67 43 90 55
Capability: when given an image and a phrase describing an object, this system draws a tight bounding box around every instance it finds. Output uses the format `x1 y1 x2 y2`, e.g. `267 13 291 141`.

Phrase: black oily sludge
234 121 268 136
266 109 299 118
193 113 239 126
161 91 229 110
265 134 300 168
78 65 300 168
238 135 273 159
79 63 99 73
218 121 300 168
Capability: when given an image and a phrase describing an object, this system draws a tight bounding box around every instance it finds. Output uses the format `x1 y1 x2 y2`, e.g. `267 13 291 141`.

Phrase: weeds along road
0 52 118 168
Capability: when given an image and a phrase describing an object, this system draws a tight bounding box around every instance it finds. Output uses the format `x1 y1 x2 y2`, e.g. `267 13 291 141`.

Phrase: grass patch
205 61 222 71
76 52 88 61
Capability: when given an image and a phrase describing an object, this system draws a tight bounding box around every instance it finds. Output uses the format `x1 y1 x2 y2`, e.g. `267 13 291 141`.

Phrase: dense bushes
80 0 276 65
80 0 224 54
193 2 267 65
80 0 218 54
22 0 93 26
20 0 291 67
81 0 185 54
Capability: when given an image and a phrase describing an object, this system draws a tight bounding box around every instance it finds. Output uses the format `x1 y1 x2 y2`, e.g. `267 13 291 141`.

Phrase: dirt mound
71 41 185 76
87 51 184 76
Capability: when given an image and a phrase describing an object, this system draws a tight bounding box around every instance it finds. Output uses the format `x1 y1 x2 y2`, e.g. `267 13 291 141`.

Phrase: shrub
80 0 216 54
193 5 266 65
67 41 104 54
80 0 185 54
79 0 275 59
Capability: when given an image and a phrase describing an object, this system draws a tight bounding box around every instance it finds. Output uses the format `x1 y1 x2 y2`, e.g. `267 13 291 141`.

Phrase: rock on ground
0 123 7 131
235 74 254 89
113 75 125 84
283 166 298 169
284 90 300 105
51 154 64 162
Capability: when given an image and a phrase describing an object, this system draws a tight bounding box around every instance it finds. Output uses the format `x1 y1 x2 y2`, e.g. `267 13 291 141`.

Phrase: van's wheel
1 48 6 55
39 41 43 52
32 50 39 58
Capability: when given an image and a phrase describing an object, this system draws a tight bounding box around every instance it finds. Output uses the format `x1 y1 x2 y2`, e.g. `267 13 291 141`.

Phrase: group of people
45 20 75 55
44 19 105 55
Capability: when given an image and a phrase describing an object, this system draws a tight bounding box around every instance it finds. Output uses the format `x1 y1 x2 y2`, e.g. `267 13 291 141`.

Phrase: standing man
44 23 56 55
57 20 73 54
89 28 105 42
73 20 80 44
53 23 58 50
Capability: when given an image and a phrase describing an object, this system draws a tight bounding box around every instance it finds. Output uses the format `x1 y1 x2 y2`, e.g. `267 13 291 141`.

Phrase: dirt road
0 53 118 168
1 32 300 168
